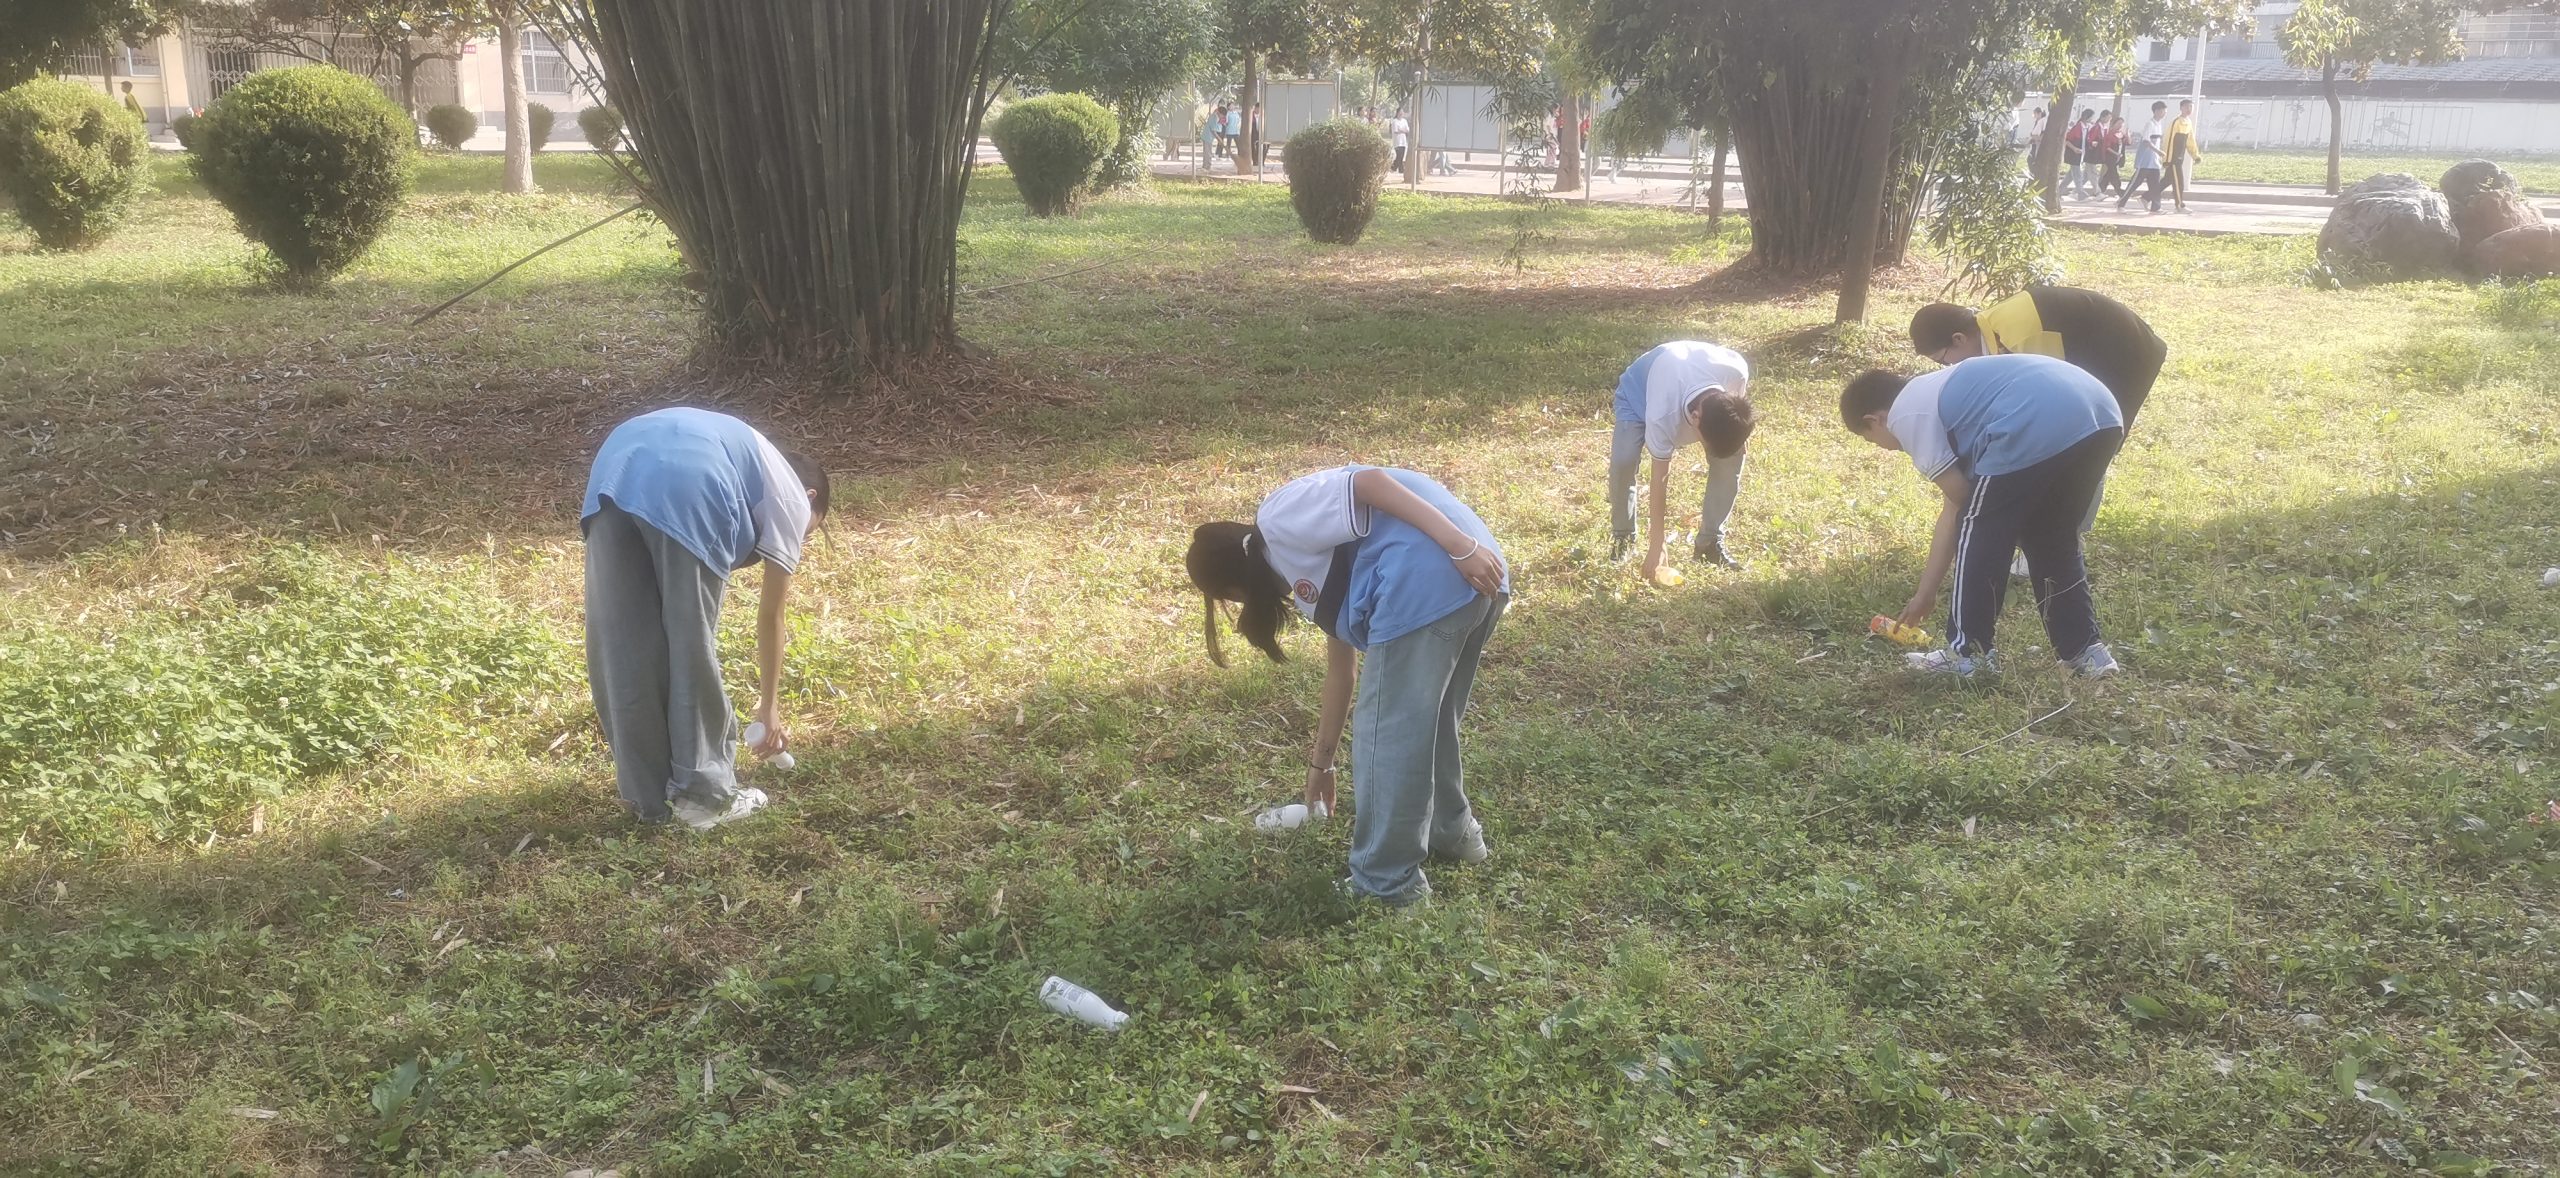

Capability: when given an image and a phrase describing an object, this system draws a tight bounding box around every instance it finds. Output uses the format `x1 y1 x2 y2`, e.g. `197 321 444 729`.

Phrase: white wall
2204 97 2560 155
2013 94 2560 156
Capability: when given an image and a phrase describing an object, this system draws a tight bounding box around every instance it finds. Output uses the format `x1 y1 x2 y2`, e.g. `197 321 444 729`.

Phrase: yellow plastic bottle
1869 615 1931 646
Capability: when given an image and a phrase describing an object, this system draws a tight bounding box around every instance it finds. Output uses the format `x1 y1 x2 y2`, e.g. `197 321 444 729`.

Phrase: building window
522 30 570 95
2463 13 2559 58
124 43 160 76
2148 39 2173 62
2210 31 2255 59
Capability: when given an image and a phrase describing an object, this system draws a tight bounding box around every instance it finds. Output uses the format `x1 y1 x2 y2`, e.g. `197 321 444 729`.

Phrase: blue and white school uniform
1257 465 1508 904
1608 341 1750 548
582 408 809 821
1890 354 2123 659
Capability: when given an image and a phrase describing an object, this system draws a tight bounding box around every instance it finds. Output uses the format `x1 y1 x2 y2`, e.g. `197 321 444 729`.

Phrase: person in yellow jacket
2165 98 2203 214
1908 288 2167 560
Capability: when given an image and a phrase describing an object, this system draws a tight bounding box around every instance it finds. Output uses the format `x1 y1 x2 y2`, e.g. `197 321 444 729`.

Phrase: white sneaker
674 787 769 832
2065 643 2121 679
2011 551 2032 580
1436 821 1491 864
1904 647 1994 678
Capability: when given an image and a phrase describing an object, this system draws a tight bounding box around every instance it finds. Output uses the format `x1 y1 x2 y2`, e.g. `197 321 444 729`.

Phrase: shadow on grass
7 452 2559 1169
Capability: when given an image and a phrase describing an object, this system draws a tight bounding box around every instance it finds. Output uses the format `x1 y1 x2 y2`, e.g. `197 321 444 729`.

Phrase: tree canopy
0 0 192 86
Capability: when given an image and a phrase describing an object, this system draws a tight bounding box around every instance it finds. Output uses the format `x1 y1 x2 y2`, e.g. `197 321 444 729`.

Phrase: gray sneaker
1609 532 1635 563
2064 643 2121 679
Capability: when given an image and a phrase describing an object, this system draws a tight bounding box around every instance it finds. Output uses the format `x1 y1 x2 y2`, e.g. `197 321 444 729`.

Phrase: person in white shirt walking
1389 109 1411 173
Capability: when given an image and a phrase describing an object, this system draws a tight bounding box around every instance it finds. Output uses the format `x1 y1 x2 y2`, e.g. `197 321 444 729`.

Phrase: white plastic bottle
1038 976 1128 1031
743 722 796 770
1253 799 1330 832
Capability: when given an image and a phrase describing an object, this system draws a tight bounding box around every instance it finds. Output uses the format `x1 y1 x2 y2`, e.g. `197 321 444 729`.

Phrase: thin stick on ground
1956 701 2073 758
411 201 647 326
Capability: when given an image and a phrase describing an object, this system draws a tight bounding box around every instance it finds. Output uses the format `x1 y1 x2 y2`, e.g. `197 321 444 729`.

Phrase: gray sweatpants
1608 419 1744 549
1346 592 1508 905
584 502 741 821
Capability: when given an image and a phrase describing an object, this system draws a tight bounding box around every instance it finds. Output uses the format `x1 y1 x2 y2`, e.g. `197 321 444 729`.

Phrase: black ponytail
1185 521 1292 666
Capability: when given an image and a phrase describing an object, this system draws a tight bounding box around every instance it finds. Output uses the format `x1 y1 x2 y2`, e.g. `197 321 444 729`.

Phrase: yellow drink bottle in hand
1870 615 1931 646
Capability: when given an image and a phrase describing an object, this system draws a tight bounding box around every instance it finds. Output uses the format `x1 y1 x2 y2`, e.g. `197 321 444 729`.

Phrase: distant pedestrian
2063 109 2095 198
1226 105 1245 158
2166 98 2203 213
1389 109 1410 173
1250 102 1267 167
2097 112 2127 197
119 80 144 125
1211 104 1230 158
2120 131 2166 213
2027 107 2047 153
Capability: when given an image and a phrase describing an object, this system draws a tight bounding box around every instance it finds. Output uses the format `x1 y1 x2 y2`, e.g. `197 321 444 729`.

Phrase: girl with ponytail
1184 465 1509 907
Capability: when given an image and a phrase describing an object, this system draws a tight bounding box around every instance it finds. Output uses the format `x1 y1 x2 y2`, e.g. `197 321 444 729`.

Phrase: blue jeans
1347 592 1508 905
1608 418 1744 549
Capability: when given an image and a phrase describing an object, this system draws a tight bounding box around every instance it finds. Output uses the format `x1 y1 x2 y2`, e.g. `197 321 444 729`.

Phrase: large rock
2472 223 2560 279
2451 187 2546 250
2439 159 2520 206
2318 173 2460 280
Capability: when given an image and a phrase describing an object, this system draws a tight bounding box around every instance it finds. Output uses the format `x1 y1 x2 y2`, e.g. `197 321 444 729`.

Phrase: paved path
1150 154 2560 238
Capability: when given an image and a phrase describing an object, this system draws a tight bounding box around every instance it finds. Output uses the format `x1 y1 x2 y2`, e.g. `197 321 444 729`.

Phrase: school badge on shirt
1294 578 1318 604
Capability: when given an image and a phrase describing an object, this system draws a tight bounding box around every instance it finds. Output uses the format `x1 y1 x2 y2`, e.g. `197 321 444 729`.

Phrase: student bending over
582 408 829 830
1840 355 2124 679
1186 465 1508 907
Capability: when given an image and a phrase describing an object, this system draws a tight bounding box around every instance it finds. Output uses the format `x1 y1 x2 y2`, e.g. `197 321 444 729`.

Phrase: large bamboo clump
577 0 1012 374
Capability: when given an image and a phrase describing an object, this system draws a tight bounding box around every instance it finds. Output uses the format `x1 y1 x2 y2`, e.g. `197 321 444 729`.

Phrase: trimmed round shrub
1283 118 1390 244
527 101 554 151
170 111 199 149
424 102 477 150
0 77 147 249
192 66 415 284
577 104 622 151
989 92 1118 217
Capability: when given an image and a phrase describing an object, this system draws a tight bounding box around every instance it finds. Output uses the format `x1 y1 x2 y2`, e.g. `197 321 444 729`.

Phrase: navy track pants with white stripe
1948 427 2124 661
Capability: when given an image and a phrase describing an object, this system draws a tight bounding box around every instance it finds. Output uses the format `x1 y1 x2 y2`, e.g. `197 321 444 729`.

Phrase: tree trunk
1835 50 1913 323
1726 51 1905 276
584 0 1011 374
2322 58 2341 195
1707 125 1729 233
2031 82 2075 213
1554 92 1581 193
398 58 419 118
499 7 534 193
1236 51 1257 176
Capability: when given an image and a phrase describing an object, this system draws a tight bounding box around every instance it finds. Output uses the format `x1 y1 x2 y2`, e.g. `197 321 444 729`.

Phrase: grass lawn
2202 145 2560 194
5 154 2559 1175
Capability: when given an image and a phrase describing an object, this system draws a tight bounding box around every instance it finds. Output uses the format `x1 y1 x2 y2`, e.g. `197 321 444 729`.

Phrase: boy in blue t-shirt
1183 465 1509 907
1839 355 2125 678
1606 341 1757 580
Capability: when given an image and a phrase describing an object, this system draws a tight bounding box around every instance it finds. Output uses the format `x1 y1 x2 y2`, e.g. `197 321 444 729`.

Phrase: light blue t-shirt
1889 354 2122 481
1612 347 1661 421
1255 466 1506 651
1613 340 1750 457
582 408 811 577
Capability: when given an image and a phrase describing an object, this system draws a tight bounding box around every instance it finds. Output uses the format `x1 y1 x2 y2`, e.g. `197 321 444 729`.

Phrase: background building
50 18 606 144
2089 2 2560 155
